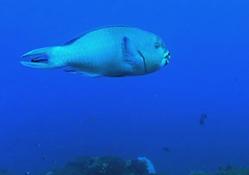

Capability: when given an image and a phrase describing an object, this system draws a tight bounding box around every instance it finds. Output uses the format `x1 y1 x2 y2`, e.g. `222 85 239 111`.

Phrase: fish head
141 35 171 73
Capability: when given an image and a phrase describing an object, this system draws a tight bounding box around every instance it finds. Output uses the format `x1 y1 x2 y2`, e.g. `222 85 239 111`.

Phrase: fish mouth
163 50 170 65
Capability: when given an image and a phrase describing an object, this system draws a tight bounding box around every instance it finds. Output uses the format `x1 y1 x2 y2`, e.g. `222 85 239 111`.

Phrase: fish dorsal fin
63 35 83 45
63 26 137 46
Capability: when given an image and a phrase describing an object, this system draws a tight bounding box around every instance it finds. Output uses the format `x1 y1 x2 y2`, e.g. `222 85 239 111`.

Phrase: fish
21 26 171 77
162 147 171 153
199 113 208 126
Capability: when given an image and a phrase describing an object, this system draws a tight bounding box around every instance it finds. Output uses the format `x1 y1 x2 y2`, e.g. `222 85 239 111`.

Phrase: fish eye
154 42 161 49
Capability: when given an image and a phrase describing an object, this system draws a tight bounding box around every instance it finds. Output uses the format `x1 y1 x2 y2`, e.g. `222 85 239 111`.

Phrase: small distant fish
41 154 47 161
162 147 171 153
199 113 208 126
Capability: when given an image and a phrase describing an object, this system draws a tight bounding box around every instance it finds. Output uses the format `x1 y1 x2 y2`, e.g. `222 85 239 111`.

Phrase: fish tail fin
20 46 66 69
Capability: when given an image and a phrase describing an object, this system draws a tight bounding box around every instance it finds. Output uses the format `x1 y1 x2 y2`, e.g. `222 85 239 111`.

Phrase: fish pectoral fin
121 36 142 67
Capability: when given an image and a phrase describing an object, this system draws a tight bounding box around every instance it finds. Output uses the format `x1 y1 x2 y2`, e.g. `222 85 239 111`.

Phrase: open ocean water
0 0 249 175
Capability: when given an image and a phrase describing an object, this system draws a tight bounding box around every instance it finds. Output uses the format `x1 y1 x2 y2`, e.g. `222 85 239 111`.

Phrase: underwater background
1 0 249 174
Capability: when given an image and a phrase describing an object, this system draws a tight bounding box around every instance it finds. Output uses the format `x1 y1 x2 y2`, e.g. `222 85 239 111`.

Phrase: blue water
1 0 249 174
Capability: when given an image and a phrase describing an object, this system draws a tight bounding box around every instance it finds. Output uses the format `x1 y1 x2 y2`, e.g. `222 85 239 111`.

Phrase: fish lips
163 51 171 65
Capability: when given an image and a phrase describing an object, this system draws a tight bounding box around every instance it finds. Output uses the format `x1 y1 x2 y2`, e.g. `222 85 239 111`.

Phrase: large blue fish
21 26 171 77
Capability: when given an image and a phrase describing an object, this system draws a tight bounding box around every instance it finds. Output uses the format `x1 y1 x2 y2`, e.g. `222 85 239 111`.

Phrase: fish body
21 26 170 77
200 113 208 126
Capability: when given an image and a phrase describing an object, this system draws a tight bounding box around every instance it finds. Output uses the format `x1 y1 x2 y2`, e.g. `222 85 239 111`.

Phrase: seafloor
1 156 248 175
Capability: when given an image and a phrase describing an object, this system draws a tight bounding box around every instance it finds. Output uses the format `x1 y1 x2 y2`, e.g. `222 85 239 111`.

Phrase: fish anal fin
63 67 101 77
80 72 101 77
64 69 77 73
